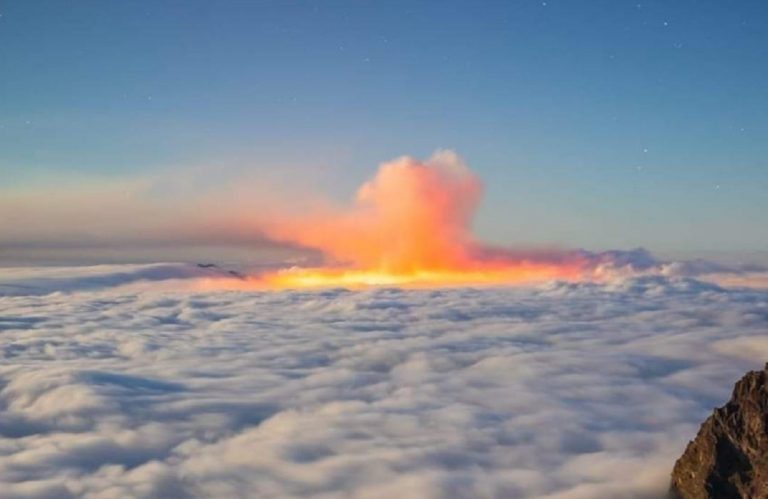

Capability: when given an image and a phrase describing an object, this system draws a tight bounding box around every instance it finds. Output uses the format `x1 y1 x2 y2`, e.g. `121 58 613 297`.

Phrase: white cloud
1 266 767 497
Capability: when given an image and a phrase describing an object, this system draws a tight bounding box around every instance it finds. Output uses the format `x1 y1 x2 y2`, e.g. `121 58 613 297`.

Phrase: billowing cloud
254 151 597 288
265 150 484 272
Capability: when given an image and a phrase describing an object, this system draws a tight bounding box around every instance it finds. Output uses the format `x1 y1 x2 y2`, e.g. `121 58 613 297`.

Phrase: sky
1 0 767 264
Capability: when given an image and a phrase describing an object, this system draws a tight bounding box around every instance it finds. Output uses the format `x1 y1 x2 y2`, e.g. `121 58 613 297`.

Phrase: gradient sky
1 0 766 264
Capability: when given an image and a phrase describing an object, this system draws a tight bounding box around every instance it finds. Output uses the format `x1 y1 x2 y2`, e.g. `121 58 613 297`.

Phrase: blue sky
1 0 766 261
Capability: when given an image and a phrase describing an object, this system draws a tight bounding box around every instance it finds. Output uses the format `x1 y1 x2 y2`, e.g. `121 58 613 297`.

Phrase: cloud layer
1 267 768 497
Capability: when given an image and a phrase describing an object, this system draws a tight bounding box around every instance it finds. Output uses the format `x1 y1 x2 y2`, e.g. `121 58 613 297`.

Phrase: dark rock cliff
670 363 768 498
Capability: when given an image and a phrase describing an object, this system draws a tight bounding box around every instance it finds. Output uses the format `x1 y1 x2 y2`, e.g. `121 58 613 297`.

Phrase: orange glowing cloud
252 151 588 289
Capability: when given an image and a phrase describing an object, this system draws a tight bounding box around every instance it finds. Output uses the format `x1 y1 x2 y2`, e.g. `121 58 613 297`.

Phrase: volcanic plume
255 151 587 288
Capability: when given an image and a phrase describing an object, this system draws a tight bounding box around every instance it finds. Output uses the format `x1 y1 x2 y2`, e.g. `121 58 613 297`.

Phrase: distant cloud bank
4 151 765 272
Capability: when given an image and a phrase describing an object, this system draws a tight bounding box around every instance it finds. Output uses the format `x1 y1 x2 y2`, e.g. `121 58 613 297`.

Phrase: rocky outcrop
670 363 768 498
197 263 246 280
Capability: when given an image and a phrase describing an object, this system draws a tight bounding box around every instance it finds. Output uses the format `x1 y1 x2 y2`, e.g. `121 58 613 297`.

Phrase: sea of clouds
1 264 768 498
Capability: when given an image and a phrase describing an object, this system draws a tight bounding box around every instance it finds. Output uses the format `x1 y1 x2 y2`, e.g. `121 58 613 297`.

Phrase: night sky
1 0 766 261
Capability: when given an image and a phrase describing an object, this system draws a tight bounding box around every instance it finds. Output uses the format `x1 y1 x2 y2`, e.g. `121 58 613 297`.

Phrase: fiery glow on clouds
6 151 762 289
251 151 586 289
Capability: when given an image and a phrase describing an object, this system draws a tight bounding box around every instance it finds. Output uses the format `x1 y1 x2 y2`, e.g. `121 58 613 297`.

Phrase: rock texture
670 363 768 498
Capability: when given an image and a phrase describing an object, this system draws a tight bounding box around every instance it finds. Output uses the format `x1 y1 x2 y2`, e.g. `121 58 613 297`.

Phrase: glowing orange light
257 264 583 290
